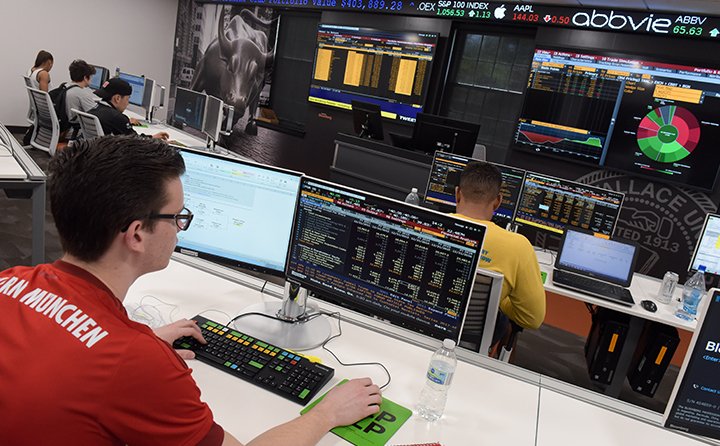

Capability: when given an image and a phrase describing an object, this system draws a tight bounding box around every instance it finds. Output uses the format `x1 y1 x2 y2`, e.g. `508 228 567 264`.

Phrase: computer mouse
640 300 657 313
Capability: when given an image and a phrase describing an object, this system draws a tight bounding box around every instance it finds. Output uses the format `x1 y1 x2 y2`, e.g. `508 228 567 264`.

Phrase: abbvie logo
572 10 672 34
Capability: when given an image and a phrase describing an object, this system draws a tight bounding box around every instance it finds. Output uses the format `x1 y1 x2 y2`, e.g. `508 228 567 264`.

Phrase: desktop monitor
514 172 624 238
173 87 207 131
285 177 487 342
412 113 480 156
689 213 720 276
351 100 383 140
141 77 155 110
202 95 223 143
117 71 145 107
424 151 526 229
175 148 302 277
88 65 109 91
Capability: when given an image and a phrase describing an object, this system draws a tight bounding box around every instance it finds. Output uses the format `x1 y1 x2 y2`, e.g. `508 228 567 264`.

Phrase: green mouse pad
300 379 412 446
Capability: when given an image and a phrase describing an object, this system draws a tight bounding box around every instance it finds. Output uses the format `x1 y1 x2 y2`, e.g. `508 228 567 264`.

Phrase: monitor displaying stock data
514 172 624 238
423 151 526 229
175 148 302 276
689 213 720 276
286 178 486 341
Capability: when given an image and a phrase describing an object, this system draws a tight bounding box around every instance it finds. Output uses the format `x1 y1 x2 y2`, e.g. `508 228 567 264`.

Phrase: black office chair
498 320 524 363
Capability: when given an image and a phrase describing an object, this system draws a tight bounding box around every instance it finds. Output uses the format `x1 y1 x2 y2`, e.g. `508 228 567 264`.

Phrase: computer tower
585 308 630 384
627 322 680 397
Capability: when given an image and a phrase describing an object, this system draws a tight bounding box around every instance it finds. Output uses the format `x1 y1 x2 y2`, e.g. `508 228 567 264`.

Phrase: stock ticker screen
515 49 720 189
286 178 486 341
514 172 624 238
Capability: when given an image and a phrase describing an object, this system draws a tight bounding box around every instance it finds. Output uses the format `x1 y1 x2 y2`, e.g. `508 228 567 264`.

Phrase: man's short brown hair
458 161 502 203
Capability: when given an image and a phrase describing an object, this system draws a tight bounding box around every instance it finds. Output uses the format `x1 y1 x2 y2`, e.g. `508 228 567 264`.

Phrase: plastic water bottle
676 265 706 321
404 187 420 205
417 339 457 421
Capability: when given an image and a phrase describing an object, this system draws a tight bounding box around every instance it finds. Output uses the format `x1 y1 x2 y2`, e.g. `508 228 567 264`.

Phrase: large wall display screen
308 24 437 123
514 49 720 190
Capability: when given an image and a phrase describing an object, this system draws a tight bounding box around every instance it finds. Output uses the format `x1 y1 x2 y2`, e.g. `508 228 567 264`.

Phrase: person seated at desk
0 136 381 445
27 49 53 92
89 78 168 140
65 59 100 130
452 161 546 349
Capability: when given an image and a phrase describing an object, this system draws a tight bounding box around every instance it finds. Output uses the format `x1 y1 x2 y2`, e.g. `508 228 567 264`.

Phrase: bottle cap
442 338 456 350
411 187 418 193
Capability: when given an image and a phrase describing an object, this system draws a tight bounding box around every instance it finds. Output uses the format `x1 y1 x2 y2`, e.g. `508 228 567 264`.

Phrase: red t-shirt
0 261 224 445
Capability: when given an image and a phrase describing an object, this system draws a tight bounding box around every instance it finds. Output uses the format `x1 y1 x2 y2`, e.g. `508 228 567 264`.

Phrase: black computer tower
585 308 630 384
627 322 680 397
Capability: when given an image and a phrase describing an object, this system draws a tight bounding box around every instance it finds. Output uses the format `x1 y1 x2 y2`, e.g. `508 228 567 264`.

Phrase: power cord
319 311 392 390
226 309 392 389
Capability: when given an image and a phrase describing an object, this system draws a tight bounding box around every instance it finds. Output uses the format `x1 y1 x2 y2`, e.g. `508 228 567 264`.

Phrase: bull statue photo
192 7 275 135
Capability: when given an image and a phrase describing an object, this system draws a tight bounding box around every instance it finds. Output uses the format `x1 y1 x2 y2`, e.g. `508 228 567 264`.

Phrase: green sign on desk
301 379 412 446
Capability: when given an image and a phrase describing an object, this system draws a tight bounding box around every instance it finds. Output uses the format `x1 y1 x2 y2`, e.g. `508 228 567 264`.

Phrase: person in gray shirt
65 59 100 128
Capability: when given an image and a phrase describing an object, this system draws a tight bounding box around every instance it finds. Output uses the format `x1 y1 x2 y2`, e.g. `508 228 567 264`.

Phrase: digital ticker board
199 0 720 40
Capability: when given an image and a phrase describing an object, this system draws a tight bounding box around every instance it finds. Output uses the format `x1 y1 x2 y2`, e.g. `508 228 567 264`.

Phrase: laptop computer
552 228 638 306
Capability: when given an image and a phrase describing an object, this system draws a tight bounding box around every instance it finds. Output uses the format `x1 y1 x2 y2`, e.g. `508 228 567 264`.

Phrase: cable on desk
259 280 268 295
318 311 392 390
227 311 286 326
128 294 179 327
196 308 232 324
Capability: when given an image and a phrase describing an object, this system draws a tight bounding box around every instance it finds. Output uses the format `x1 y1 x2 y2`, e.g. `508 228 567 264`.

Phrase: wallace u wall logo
577 170 716 278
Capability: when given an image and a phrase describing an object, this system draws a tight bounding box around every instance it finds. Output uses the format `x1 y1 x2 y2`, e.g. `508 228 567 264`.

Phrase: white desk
124 110 229 152
0 137 45 264
537 388 716 446
125 258 716 445
537 251 695 397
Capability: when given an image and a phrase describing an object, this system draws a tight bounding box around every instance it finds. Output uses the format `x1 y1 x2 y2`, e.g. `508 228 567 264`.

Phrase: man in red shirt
0 136 381 445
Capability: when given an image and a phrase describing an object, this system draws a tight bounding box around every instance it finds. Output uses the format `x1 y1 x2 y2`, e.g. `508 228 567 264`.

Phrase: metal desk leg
31 182 45 265
605 316 644 397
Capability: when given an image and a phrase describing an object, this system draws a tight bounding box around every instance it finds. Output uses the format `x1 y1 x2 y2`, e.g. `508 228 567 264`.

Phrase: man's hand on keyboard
312 378 382 428
153 319 206 359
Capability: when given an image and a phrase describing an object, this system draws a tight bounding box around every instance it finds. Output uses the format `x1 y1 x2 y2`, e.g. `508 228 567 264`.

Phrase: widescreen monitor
175 148 302 276
515 48 720 190
351 100 383 140
308 24 438 123
412 113 480 156
423 151 526 229
117 71 145 107
202 95 223 142
285 177 487 342
173 87 207 131
689 213 720 276
89 65 109 91
514 172 624 238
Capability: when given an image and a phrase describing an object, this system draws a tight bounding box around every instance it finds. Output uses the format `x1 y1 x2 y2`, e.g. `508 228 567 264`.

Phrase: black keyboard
173 315 334 405
552 269 635 306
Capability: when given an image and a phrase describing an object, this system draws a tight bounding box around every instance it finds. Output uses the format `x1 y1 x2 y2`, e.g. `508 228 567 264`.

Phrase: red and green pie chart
636 105 701 163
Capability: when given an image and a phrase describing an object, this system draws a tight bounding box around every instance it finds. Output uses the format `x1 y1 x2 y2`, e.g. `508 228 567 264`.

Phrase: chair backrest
457 267 503 356
26 86 59 156
73 108 104 140
23 76 34 124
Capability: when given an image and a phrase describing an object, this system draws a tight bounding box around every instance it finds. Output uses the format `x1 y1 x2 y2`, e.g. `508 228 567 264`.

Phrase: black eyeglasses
148 207 194 231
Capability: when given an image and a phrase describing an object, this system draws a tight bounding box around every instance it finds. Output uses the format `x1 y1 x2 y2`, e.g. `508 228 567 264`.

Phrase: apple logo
494 5 506 19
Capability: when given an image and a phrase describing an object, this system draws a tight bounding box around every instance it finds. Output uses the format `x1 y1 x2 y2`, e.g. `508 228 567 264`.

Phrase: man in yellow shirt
451 161 546 343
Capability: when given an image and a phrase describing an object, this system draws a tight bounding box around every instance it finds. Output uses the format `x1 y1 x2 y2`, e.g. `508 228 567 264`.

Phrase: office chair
73 109 104 140
26 87 60 156
23 76 34 125
497 320 524 363
458 268 503 356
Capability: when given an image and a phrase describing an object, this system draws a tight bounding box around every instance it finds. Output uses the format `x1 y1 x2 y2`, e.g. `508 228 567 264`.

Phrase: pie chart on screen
636 105 701 163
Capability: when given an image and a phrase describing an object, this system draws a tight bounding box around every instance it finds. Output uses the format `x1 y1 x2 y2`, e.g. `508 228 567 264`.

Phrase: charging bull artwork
192 8 276 135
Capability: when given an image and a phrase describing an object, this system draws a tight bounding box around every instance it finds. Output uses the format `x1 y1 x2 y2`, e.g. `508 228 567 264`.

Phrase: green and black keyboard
173 315 334 405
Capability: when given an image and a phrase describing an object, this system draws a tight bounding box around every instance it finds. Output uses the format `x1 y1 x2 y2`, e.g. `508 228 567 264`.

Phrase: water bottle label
427 366 448 385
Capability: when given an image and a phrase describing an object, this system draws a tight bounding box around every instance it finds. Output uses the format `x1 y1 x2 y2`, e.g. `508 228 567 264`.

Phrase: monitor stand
232 283 332 351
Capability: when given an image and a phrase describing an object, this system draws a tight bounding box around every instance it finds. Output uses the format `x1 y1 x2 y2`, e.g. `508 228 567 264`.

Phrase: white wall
0 0 178 126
